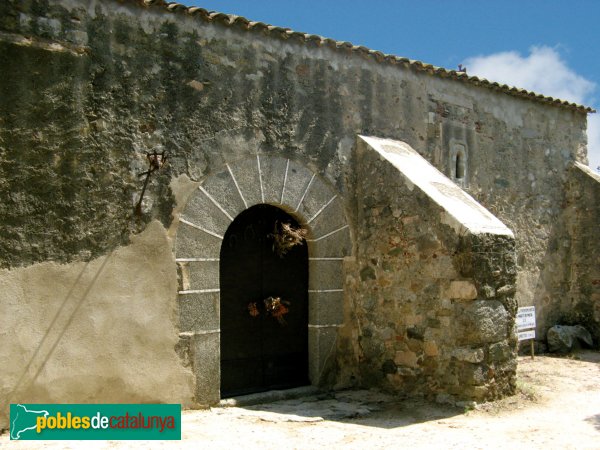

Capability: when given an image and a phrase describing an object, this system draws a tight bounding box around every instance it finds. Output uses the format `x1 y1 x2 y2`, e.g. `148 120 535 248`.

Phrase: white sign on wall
518 329 536 341
516 306 536 331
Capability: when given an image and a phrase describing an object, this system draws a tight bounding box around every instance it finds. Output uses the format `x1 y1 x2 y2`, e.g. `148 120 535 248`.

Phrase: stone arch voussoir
174 155 352 402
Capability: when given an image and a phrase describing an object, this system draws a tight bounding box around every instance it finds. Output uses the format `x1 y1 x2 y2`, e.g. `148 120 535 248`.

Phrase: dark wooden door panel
220 204 308 398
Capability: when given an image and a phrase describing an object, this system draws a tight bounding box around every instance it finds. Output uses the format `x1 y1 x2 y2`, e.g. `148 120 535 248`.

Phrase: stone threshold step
219 385 320 407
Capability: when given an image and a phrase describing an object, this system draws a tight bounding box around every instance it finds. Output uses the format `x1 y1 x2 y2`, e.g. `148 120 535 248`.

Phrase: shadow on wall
6 255 112 404
0 220 196 430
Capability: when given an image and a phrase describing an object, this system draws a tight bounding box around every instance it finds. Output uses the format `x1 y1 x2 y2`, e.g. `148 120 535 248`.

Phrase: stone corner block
451 347 484 363
190 332 220 405
308 326 338 387
444 280 477 300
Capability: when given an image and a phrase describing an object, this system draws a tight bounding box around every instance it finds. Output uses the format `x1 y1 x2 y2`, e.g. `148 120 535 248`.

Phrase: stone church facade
1 0 598 427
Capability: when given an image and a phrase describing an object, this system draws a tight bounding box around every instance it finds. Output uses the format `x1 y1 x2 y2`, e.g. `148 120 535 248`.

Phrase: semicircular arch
174 155 352 401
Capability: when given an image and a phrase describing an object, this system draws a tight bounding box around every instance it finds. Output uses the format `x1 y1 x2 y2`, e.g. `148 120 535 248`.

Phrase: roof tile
135 0 593 113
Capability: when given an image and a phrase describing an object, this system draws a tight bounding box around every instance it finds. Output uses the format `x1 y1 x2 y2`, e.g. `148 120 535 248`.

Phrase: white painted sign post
516 306 536 359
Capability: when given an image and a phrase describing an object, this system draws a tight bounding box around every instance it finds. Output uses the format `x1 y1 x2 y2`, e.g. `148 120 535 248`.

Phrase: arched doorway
175 155 351 403
220 204 309 397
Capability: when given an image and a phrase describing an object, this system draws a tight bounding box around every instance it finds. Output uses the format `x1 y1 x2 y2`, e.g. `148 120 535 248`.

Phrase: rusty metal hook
135 150 168 216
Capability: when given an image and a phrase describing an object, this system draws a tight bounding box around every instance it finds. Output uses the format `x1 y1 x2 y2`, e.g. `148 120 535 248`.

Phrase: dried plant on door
263 296 290 325
271 220 307 257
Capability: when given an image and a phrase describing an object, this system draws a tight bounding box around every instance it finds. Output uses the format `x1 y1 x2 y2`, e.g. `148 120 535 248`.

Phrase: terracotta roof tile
138 0 594 113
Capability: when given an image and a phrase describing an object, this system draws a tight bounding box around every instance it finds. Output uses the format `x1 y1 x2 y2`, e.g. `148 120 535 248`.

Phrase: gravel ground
3 351 600 449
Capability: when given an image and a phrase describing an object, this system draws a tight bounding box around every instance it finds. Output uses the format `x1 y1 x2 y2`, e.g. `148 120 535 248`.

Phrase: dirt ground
3 351 600 449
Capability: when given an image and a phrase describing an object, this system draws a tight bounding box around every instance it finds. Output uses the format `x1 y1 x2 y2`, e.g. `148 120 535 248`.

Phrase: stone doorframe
174 155 352 404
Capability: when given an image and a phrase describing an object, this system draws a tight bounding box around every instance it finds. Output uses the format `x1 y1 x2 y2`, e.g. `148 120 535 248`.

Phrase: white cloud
464 46 599 170
464 46 595 104
588 115 600 171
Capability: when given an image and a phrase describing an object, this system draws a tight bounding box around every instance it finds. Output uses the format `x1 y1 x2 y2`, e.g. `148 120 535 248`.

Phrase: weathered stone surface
297 175 338 225
200 169 247 220
452 347 485 363
564 163 600 344
309 291 344 325
488 341 512 362
423 341 439 357
307 196 348 237
444 280 478 300
283 160 313 205
309 326 339 386
227 158 263 208
459 364 487 386
182 261 220 291
0 0 593 417
354 138 517 402
259 156 288 205
190 331 220 405
309 259 344 290
394 350 419 368
496 285 516 296
455 300 509 345
180 188 232 237
178 293 219 333
481 285 496 298
547 325 593 353
174 222 222 259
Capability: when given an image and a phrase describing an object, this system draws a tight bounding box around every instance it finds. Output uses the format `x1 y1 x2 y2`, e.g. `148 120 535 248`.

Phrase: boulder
547 325 593 353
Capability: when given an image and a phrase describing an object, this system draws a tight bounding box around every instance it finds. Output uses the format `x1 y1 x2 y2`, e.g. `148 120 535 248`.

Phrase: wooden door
220 204 309 397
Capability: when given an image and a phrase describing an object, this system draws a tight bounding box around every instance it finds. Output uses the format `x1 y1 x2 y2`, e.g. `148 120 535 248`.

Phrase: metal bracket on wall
135 150 168 216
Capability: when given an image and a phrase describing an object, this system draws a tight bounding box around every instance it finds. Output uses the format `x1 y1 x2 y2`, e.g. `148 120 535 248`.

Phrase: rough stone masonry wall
0 1 173 268
464 111 591 343
424 90 592 343
0 0 588 257
351 144 517 402
0 0 591 344
0 0 594 417
564 163 600 344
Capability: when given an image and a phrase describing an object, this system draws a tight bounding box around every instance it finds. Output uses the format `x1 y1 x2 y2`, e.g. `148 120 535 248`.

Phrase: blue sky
182 0 600 170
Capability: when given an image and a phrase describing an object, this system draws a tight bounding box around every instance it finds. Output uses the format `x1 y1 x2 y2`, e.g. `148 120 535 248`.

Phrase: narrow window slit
456 151 465 179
